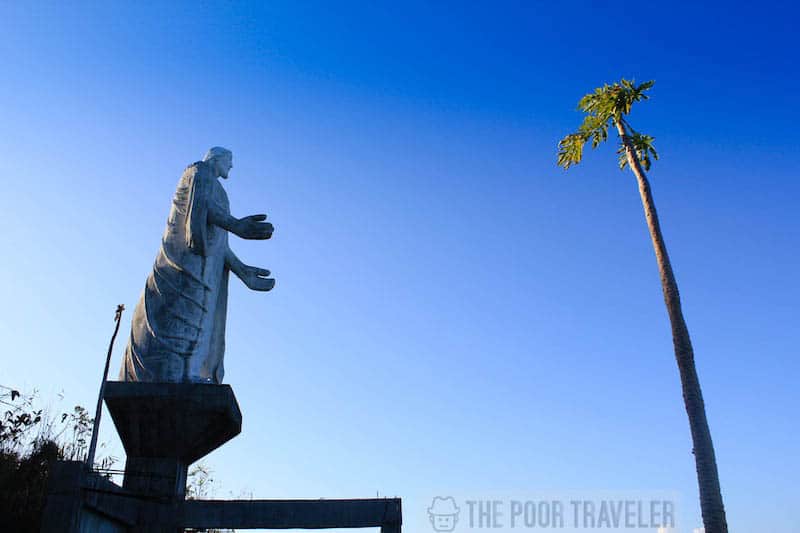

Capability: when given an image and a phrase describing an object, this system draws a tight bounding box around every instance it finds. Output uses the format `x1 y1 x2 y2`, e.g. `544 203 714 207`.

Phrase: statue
120 147 274 384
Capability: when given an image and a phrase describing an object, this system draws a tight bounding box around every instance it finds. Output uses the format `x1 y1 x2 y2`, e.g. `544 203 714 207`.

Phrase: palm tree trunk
615 121 728 533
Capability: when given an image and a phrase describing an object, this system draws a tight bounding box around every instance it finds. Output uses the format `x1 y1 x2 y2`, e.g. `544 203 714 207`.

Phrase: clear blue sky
1 2 797 531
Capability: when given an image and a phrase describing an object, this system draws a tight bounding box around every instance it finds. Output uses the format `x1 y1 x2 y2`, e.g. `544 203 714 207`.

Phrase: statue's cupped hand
236 214 274 240
240 265 275 291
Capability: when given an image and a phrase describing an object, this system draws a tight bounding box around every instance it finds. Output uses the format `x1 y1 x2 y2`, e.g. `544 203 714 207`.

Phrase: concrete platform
104 381 242 502
41 382 403 531
104 381 242 463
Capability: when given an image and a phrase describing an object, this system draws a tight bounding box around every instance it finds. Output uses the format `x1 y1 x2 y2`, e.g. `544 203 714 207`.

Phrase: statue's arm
225 247 246 278
208 206 241 235
226 247 275 292
208 207 274 240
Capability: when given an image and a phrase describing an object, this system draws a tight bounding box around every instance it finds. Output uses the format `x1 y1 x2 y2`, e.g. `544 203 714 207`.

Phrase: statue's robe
121 161 230 383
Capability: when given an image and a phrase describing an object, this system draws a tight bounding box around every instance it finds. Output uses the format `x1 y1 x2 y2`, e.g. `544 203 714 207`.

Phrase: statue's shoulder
182 161 213 181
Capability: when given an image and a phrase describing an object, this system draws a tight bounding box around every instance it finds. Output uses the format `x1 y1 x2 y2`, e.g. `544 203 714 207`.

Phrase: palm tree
557 79 728 533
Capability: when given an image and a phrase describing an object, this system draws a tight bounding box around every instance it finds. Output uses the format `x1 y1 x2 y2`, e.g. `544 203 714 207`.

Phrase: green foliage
186 461 216 499
0 386 118 532
557 78 657 171
0 438 60 533
1 387 42 449
58 405 93 461
617 132 659 171
556 133 587 169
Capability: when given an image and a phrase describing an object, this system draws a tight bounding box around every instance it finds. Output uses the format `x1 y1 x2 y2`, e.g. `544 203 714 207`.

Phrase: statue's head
203 146 233 179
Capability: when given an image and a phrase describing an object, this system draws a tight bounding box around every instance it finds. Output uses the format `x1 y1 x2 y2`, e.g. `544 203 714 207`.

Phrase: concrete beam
181 498 402 530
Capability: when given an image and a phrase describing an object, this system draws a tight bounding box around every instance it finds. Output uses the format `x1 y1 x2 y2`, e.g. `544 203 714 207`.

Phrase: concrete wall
78 510 127 533
40 461 136 533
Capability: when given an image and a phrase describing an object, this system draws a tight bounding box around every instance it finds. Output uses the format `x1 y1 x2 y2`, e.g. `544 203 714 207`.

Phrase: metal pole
86 304 125 469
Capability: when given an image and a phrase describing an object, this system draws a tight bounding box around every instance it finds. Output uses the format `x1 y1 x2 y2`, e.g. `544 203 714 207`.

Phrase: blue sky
1 2 798 531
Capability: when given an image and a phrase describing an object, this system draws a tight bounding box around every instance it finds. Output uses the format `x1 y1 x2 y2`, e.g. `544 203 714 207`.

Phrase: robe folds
121 161 231 384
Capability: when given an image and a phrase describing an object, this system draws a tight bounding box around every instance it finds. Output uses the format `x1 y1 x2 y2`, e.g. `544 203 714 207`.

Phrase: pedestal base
42 382 402 532
104 382 242 501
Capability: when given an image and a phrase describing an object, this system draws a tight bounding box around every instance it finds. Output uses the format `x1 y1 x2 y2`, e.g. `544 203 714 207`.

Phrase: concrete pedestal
104 382 241 503
42 381 403 531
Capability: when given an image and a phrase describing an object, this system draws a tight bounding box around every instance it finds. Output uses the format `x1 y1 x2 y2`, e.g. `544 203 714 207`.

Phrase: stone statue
120 147 274 384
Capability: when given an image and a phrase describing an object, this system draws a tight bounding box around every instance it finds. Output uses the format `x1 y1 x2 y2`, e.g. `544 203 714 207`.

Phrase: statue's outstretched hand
239 265 275 292
236 214 274 240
